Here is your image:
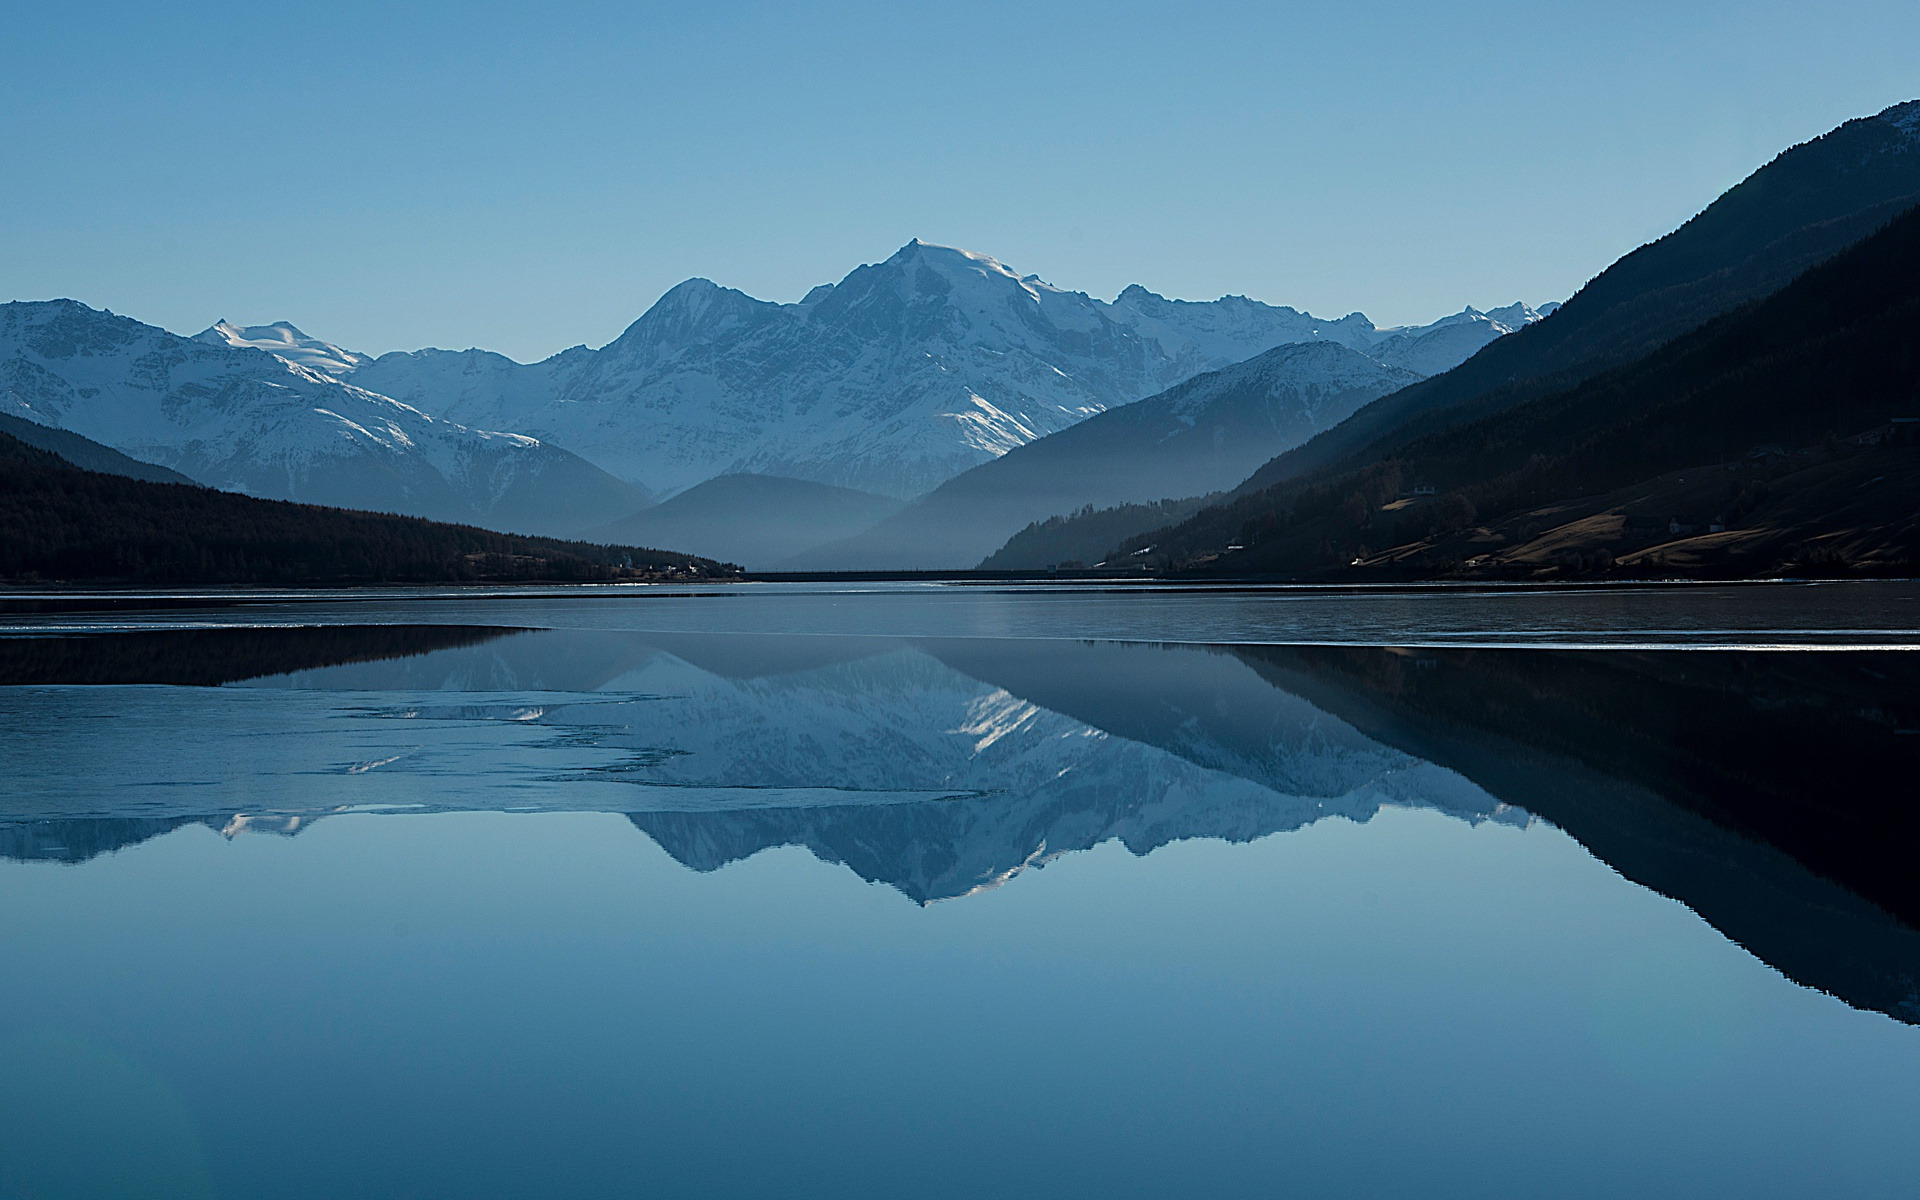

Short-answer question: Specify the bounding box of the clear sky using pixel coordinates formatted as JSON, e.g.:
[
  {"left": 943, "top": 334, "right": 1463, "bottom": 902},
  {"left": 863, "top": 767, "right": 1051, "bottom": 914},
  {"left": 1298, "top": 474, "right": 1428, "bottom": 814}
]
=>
[{"left": 3, "top": 1, "right": 1916, "bottom": 362}]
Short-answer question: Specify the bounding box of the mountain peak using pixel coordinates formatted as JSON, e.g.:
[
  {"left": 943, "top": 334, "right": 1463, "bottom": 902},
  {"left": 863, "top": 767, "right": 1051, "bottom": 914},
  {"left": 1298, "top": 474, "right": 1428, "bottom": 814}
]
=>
[
  {"left": 888, "top": 238, "right": 1009, "bottom": 269},
  {"left": 335, "top": 241, "right": 1540, "bottom": 499},
  {"left": 860, "top": 240, "right": 1068, "bottom": 308},
  {"left": 650, "top": 277, "right": 726, "bottom": 307},
  {"left": 193, "top": 319, "right": 369, "bottom": 375},
  {"left": 612, "top": 277, "right": 777, "bottom": 354}
]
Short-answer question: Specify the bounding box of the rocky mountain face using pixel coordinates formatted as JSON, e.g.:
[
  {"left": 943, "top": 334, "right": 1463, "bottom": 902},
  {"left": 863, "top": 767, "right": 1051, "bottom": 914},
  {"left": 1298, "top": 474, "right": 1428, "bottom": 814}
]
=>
[
  {"left": 0, "top": 300, "right": 648, "bottom": 535},
  {"left": 344, "top": 241, "right": 1546, "bottom": 498},
  {"left": 988, "top": 99, "right": 1920, "bottom": 576}
]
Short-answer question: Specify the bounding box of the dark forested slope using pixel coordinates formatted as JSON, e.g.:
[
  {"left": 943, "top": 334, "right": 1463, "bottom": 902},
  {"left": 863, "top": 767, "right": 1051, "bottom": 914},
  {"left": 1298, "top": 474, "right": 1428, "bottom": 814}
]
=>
[
  {"left": 0, "top": 431, "right": 735, "bottom": 585},
  {"left": 1132, "top": 200, "right": 1920, "bottom": 578},
  {"left": 1235, "top": 98, "right": 1920, "bottom": 495}
]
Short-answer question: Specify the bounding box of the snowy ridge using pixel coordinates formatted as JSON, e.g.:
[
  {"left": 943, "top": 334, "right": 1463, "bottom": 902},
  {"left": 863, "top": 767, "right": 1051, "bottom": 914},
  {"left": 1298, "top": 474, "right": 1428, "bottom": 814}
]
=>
[
  {"left": 1102, "top": 284, "right": 1380, "bottom": 373},
  {"left": 0, "top": 300, "right": 646, "bottom": 535},
  {"left": 195, "top": 319, "right": 373, "bottom": 376},
  {"left": 345, "top": 240, "right": 1550, "bottom": 498},
  {"left": 1159, "top": 339, "right": 1423, "bottom": 429}
]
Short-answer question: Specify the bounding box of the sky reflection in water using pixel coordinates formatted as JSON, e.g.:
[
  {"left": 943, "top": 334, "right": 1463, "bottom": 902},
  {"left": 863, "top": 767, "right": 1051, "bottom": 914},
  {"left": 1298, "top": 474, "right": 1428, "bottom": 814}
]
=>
[{"left": 1, "top": 588, "right": 1918, "bottom": 1199}]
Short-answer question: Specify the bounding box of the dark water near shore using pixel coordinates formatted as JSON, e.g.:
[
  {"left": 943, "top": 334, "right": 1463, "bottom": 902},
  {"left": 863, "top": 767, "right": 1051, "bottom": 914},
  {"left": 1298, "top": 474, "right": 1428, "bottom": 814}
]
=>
[{"left": 2, "top": 583, "right": 1918, "bottom": 1199}]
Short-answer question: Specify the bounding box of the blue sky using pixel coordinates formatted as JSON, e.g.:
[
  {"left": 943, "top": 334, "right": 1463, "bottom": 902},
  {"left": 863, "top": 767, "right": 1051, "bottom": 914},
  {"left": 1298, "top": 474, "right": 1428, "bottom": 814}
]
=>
[{"left": 3, "top": 1, "right": 1916, "bottom": 361}]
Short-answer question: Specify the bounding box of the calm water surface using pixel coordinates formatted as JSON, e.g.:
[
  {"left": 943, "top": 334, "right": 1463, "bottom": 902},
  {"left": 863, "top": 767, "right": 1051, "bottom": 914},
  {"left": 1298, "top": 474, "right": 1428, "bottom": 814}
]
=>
[{"left": 2, "top": 583, "right": 1917, "bottom": 1199}]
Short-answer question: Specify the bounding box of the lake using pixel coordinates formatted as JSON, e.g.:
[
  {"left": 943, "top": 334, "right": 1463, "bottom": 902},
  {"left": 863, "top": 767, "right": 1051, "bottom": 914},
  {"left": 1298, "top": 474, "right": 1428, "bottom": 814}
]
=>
[{"left": 2, "top": 581, "right": 1918, "bottom": 1199}]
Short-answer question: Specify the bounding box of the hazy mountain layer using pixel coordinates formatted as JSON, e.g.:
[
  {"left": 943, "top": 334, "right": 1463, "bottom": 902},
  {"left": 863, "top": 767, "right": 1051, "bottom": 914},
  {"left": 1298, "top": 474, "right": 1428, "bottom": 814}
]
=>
[
  {"left": 579, "top": 473, "right": 903, "bottom": 569},
  {"left": 790, "top": 341, "right": 1419, "bottom": 569},
  {"left": 0, "top": 426, "right": 723, "bottom": 585},
  {"left": 0, "top": 410, "right": 193, "bottom": 484}
]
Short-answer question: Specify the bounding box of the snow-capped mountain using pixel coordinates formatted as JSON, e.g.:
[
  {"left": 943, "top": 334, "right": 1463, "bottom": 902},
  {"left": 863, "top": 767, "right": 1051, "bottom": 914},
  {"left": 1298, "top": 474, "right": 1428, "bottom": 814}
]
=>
[
  {"left": 195, "top": 319, "right": 373, "bottom": 376},
  {"left": 339, "top": 241, "right": 1549, "bottom": 498},
  {"left": 0, "top": 300, "right": 648, "bottom": 535},
  {"left": 1101, "top": 284, "right": 1383, "bottom": 372},
  {"left": 788, "top": 340, "right": 1424, "bottom": 569},
  {"left": 1366, "top": 302, "right": 1553, "bottom": 376}
]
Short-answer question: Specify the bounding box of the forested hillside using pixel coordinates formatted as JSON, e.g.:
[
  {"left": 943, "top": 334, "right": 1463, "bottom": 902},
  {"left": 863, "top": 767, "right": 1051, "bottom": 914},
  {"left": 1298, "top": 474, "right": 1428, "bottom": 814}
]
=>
[
  {"left": 0, "top": 432, "right": 735, "bottom": 586},
  {"left": 1126, "top": 202, "right": 1920, "bottom": 579},
  {"left": 1232, "top": 99, "right": 1920, "bottom": 496}
]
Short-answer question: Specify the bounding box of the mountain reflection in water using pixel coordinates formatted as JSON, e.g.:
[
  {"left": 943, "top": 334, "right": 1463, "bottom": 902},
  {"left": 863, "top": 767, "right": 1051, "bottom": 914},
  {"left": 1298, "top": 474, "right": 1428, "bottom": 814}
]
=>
[{"left": 2, "top": 624, "right": 1916, "bottom": 1024}]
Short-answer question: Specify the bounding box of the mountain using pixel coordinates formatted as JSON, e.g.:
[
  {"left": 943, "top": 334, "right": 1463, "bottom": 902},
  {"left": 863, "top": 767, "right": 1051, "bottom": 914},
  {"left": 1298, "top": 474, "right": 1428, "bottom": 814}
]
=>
[
  {"left": 1133, "top": 195, "right": 1920, "bottom": 578},
  {"left": 786, "top": 341, "right": 1421, "bottom": 569},
  {"left": 0, "top": 425, "right": 730, "bottom": 585},
  {"left": 1364, "top": 303, "right": 1554, "bottom": 375},
  {"left": 0, "top": 410, "right": 194, "bottom": 484},
  {"left": 346, "top": 241, "right": 1543, "bottom": 497},
  {"left": 1231, "top": 98, "right": 1920, "bottom": 498},
  {"left": 578, "top": 473, "right": 902, "bottom": 569},
  {"left": 0, "top": 300, "right": 649, "bottom": 536},
  {"left": 195, "top": 319, "right": 373, "bottom": 375},
  {"left": 1038, "top": 98, "right": 1920, "bottom": 574}
]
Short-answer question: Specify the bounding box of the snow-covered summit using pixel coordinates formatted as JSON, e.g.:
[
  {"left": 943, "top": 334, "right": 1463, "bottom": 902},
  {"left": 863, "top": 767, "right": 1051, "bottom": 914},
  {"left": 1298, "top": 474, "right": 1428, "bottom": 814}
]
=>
[
  {"left": 194, "top": 319, "right": 372, "bottom": 376},
  {"left": 3, "top": 300, "right": 645, "bottom": 534},
  {"left": 348, "top": 240, "right": 1547, "bottom": 498},
  {"left": 1362, "top": 301, "right": 1553, "bottom": 376}
]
